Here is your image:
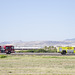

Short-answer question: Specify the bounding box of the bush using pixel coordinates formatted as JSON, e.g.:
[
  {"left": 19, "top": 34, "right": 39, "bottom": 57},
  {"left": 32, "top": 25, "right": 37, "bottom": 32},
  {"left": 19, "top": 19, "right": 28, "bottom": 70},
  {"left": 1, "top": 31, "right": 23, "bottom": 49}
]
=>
[
  {"left": 34, "top": 49, "right": 47, "bottom": 53},
  {"left": 0, "top": 55, "right": 7, "bottom": 58},
  {"left": 47, "top": 49, "right": 57, "bottom": 53}
]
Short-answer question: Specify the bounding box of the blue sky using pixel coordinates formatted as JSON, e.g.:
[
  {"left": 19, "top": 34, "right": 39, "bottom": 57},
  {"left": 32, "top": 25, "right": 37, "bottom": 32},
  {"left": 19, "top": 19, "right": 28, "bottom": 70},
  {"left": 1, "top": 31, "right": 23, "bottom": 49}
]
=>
[{"left": 0, "top": 0, "right": 75, "bottom": 42}]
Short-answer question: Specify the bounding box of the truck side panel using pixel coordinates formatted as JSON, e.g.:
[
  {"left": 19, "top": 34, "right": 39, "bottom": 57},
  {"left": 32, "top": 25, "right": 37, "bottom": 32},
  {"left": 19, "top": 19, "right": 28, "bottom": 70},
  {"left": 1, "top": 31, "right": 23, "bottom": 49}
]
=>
[{"left": 57, "top": 47, "right": 75, "bottom": 53}]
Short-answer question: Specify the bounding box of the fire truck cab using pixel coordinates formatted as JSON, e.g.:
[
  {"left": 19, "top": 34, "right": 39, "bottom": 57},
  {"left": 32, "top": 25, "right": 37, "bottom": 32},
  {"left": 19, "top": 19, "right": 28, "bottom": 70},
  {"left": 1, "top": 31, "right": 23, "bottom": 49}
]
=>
[{"left": 0, "top": 45, "right": 15, "bottom": 54}]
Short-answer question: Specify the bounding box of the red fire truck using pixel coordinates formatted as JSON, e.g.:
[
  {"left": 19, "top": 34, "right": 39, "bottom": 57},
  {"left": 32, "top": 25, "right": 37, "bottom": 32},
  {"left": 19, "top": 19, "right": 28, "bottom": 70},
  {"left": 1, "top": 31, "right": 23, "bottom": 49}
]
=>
[
  {"left": 0, "top": 46, "right": 1, "bottom": 52},
  {"left": 0, "top": 45, "right": 15, "bottom": 54}
]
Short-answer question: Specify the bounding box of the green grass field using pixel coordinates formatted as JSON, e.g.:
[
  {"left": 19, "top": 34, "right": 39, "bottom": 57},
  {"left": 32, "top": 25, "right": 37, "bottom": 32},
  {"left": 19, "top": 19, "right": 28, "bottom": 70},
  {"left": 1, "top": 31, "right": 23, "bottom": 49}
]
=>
[{"left": 0, "top": 55, "right": 75, "bottom": 75}]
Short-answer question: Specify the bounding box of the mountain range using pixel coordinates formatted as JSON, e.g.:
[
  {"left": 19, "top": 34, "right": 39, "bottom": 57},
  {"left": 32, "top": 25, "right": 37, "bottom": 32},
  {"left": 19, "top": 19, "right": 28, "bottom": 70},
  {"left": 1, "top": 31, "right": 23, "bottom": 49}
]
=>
[{"left": 0, "top": 38, "right": 75, "bottom": 47}]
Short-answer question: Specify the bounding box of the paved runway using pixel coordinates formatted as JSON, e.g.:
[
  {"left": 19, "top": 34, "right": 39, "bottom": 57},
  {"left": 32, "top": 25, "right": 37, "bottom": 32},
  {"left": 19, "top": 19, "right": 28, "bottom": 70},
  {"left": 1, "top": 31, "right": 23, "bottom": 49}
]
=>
[
  {"left": 0, "top": 53, "right": 75, "bottom": 56},
  {"left": 12, "top": 53, "right": 61, "bottom": 56}
]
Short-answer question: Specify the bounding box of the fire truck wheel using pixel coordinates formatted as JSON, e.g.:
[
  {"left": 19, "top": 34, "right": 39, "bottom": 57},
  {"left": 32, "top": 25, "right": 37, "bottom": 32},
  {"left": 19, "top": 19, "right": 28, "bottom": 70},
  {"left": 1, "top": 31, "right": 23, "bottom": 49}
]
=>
[
  {"left": 61, "top": 50, "right": 66, "bottom": 55},
  {"left": 6, "top": 51, "right": 11, "bottom": 54}
]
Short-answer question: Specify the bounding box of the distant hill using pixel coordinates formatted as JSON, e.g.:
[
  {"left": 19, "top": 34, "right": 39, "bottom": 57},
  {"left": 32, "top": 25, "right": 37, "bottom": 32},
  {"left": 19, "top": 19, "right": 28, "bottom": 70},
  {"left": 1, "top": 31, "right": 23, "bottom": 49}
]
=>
[
  {"left": 0, "top": 41, "right": 11, "bottom": 45},
  {"left": 0, "top": 39, "right": 75, "bottom": 47},
  {"left": 65, "top": 38, "right": 75, "bottom": 41}
]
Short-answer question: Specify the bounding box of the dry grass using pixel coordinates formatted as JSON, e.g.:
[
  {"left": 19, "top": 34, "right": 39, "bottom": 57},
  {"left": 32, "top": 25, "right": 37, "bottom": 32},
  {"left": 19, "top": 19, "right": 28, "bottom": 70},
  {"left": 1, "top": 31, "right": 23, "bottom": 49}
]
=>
[{"left": 0, "top": 55, "right": 75, "bottom": 75}]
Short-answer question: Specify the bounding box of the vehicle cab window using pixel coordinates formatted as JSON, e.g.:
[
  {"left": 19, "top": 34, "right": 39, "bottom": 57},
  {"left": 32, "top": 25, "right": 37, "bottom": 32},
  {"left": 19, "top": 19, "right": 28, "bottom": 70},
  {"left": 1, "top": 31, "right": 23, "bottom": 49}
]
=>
[{"left": 11, "top": 46, "right": 14, "bottom": 49}]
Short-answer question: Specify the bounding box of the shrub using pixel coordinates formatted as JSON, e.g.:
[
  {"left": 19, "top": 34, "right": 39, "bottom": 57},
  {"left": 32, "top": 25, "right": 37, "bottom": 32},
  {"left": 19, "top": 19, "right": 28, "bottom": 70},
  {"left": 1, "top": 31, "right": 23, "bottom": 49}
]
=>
[
  {"left": 0, "top": 55, "right": 7, "bottom": 58},
  {"left": 34, "top": 49, "right": 47, "bottom": 53}
]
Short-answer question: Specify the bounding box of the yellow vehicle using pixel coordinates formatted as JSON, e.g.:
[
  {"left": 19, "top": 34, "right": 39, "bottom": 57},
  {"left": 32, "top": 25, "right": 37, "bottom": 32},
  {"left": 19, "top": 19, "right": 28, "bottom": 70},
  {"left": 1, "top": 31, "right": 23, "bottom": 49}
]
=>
[{"left": 57, "top": 47, "right": 75, "bottom": 55}]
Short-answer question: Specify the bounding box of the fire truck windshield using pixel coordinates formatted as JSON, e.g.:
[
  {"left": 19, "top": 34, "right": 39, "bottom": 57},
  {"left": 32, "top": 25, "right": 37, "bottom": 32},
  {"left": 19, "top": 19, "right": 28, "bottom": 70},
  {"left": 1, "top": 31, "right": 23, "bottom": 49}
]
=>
[
  {"left": 6, "top": 47, "right": 10, "bottom": 49},
  {"left": 6, "top": 46, "right": 14, "bottom": 49}
]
